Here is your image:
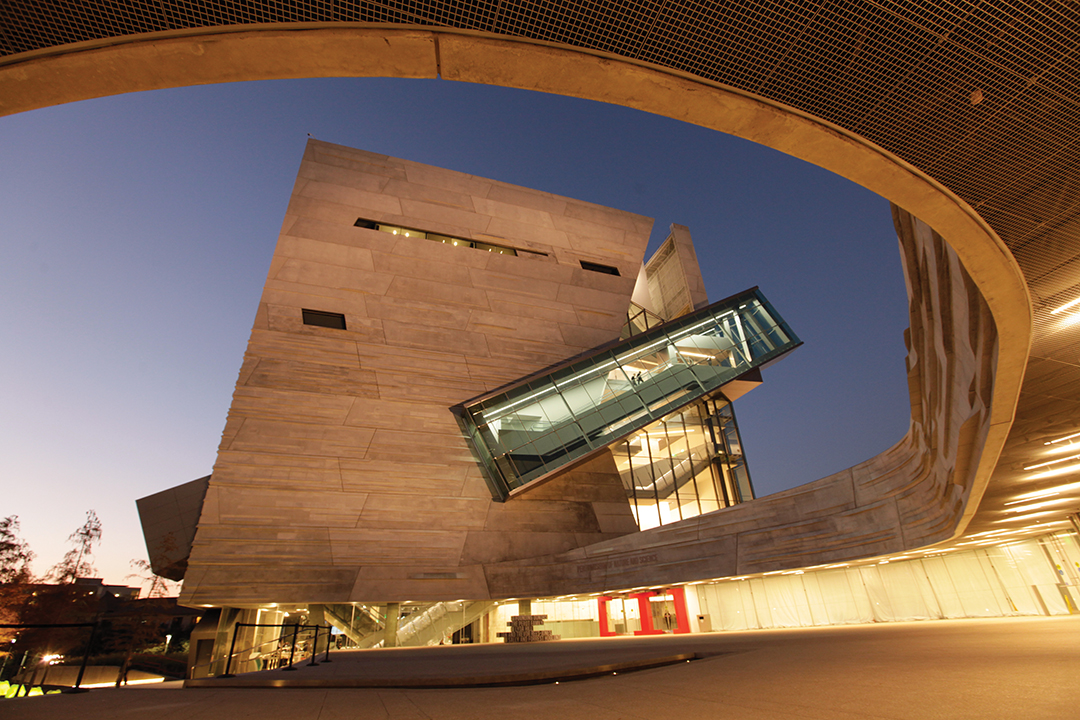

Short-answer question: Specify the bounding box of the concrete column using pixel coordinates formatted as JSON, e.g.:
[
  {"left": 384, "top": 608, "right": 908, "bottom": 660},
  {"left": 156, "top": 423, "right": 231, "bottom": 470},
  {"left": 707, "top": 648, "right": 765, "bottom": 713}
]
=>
[
  {"left": 383, "top": 602, "right": 400, "bottom": 647},
  {"left": 307, "top": 604, "right": 326, "bottom": 626}
]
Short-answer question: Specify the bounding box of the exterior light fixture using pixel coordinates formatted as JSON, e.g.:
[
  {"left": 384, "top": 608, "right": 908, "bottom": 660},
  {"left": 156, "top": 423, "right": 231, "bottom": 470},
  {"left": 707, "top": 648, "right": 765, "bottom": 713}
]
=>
[
  {"left": 1024, "top": 453, "right": 1080, "bottom": 470},
  {"left": 1003, "top": 498, "right": 1077, "bottom": 513},
  {"left": 1050, "top": 298, "right": 1080, "bottom": 315},
  {"left": 1045, "top": 431, "right": 1080, "bottom": 445},
  {"left": 1040, "top": 442, "right": 1080, "bottom": 456},
  {"left": 1012, "top": 481, "right": 1080, "bottom": 502},
  {"left": 1027, "top": 462, "right": 1080, "bottom": 481},
  {"left": 1058, "top": 313, "right": 1080, "bottom": 328},
  {"left": 993, "top": 511, "right": 1059, "bottom": 523}
]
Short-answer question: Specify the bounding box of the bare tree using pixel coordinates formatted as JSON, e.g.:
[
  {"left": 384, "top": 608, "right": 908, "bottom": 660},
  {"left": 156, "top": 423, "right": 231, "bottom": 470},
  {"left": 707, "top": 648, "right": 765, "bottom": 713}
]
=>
[
  {"left": 0, "top": 516, "right": 34, "bottom": 584},
  {"left": 0, "top": 516, "right": 35, "bottom": 642},
  {"left": 48, "top": 510, "right": 102, "bottom": 583},
  {"left": 126, "top": 559, "right": 179, "bottom": 599}
]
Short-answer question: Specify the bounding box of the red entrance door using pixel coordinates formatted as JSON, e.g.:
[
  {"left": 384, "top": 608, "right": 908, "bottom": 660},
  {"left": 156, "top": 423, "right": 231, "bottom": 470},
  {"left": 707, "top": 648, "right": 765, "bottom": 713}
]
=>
[{"left": 597, "top": 587, "right": 690, "bottom": 636}]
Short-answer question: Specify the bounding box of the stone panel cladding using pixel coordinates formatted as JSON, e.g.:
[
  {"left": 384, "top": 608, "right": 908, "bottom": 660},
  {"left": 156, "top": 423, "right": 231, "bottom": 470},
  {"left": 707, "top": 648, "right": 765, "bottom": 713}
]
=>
[
  {"left": 137, "top": 475, "right": 210, "bottom": 581},
  {"left": 481, "top": 205, "right": 1000, "bottom": 597},
  {"left": 181, "top": 141, "right": 648, "bottom": 606},
  {"left": 644, "top": 224, "right": 709, "bottom": 319}
]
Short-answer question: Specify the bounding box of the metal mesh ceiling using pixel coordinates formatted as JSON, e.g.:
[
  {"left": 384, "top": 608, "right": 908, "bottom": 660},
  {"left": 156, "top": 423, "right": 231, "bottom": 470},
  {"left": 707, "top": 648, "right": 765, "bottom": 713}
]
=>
[
  {"left": 3, "top": 1, "right": 1080, "bottom": 531},
  {"left": 3, "top": 3, "right": 1077, "bottom": 334}
]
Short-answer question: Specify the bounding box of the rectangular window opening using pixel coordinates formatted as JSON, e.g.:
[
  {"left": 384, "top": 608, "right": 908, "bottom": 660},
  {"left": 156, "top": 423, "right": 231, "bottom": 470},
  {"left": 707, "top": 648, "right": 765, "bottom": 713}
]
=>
[
  {"left": 302, "top": 309, "right": 347, "bottom": 330},
  {"left": 580, "top": 260, "right": 621, "bottom": 276},
  {"left": 355, "top": 217, "right": 548, "bottom": 258}
]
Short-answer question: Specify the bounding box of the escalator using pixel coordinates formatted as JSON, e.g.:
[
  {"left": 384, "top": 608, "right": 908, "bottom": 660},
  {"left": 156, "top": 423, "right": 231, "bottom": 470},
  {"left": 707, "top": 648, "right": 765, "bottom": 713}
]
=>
[{"left": 454, "top": 287, "right": 800, "bottom": 499}]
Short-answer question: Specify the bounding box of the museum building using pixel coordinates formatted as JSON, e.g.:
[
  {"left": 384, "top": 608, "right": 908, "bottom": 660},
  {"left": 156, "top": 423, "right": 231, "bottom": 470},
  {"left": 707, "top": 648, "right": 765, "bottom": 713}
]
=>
[{"left": 138, "top": 140, "right": 1080, "bottom": 675}]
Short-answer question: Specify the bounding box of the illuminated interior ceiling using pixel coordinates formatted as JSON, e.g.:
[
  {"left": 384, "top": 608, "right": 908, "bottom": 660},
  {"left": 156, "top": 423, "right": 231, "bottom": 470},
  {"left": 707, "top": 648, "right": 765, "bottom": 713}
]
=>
[{"left": 2, "top": 2, "right": 1079, "bottom": 546}]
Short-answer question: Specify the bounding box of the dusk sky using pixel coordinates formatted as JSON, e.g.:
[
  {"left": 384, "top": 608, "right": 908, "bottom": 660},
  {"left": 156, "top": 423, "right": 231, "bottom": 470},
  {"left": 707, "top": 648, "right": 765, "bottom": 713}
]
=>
[{"left": 0, "top": 77, "right": 909, "bottom": 588}]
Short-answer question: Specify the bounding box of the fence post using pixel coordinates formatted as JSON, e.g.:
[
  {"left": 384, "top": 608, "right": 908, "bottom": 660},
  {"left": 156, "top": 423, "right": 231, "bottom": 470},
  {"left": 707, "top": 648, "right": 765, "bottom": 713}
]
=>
[
  {"left": 74, "top": 621, "right": 98, "bottom": 691},
  {"left": 323, "top": 625, "right": 332, "bottom": 663},
  {"left": 282, "top": 623, "right": 300, "bottom": 671},
  {"left": 219, "top": 622, "right": 243, "bottom": 678},
  {"left": 307, "top": 626, "right": 319, "bottom": 667}
]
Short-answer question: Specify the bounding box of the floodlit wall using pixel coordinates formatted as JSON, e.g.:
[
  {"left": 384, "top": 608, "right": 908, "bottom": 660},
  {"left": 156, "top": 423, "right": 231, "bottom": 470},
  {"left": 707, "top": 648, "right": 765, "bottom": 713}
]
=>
[
  {"left": 502, "top": 530, "right": 1080, "bottom": 639},
  {"left": 478, "top": 530, "right": 1080, "bottom": 641},
  {"left": 181, "top": 140, "right": 650, "bottom": 607},
  {"left": 693, "top": 532, "right": 1080, "bottom": 629}
]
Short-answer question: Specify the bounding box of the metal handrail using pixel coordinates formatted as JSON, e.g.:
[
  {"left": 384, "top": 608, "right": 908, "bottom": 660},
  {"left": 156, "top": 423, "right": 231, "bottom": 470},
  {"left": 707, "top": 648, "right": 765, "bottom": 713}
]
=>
[{"left": 217, "top": 623, "right": 331, "bottom": 678}]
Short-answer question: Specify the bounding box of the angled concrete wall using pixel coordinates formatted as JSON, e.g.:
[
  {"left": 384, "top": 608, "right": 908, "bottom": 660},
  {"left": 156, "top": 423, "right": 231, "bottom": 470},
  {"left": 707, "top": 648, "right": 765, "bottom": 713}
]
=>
[
  {"left": 137, "top": 475, "right": 210, "bottom": 581},
  {"left": 644, "top": 224, "right": 709, "bottom": 319},
  {"left": 181, "top": 141, "right": 648, "bottom": 606}
]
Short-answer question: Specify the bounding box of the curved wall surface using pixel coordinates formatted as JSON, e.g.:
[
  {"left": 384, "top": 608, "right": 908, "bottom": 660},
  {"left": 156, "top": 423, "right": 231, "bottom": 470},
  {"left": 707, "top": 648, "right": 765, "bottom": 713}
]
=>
[
  {"left": 4, "top": 4, "right": 1077, "bottom": 600},
  {"left": 484, "top": 205, "right": 998, "bottom": 597}
]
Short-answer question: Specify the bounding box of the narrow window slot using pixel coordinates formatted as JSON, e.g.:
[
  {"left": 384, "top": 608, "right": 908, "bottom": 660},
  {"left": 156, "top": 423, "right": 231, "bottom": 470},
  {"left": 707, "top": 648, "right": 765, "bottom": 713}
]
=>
[
  {"left": 580, "top": 260, "right": 620, "bottom": 276},
  {"left": 302, "top": 309, "right": 347, "bottom": 330}
]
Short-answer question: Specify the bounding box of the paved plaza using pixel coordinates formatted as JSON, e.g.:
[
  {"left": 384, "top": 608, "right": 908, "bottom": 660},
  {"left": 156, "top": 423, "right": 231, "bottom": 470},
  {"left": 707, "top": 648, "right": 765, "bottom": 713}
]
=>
[{"left": 3, "top": 615, "right": 1078, "bottom": 719}]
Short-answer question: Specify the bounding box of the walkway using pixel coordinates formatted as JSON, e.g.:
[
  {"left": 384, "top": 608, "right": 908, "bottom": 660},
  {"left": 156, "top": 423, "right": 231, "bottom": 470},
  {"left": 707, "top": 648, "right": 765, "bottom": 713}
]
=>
[{"left": 3, "top": 616, "right": 1077, "bottom": 719}]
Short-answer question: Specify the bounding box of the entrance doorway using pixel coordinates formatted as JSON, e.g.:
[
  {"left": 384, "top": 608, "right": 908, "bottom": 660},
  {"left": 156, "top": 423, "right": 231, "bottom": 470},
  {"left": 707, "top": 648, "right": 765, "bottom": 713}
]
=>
[{"left": 598, "top": 587, "right": 690, "bottom": 636}]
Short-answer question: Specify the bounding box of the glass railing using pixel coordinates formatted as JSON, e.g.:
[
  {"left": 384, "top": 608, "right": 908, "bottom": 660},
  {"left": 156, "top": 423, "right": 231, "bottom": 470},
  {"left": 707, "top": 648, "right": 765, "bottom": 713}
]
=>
[
  {"left": 621, "top": 301, "right": 666, "bottom": 340},
  {"left": 453, "top": 287, "right": 800, "bottom": 500}
]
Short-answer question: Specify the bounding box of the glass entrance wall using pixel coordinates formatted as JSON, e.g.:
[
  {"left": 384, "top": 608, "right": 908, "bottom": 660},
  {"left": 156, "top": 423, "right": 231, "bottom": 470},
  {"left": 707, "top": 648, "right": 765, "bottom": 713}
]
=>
[
  {"left": 613, "top": 395, "right": 754, "bottom": 531},
  {"left": 600, "top": 596, "right": 641, "bottom": 635},
  {"left": 454, "top": 288, "right": 799, "bottom": 500}
]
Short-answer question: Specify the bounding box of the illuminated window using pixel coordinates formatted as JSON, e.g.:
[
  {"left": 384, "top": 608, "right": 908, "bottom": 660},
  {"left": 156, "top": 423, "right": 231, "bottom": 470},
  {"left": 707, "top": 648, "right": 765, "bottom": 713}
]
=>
[
  {"left": 613, "top": 396, "right": 754, "bottom": 531},
  {"left": 354, "top": 217, "right": 545, "bottom": 258}
]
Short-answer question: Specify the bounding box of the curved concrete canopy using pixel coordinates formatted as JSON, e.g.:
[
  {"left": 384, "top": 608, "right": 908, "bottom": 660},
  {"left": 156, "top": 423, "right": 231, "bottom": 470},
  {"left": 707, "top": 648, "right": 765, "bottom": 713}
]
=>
[{"left": 1, "top": 16, "right": 1062, "bottom": 572}]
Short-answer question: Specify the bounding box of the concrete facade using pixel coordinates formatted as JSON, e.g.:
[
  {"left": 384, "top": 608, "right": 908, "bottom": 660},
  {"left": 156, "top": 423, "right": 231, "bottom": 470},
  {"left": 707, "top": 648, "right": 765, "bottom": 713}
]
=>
[
  {"left": 137, "top": 475, "right": 210, "bottom": 582},
  {"left": 176, "top": 139, "right": 1000, "bottom": 612},
  {"left": 181, "top": 141, "right": 664, "bottom": 606}
]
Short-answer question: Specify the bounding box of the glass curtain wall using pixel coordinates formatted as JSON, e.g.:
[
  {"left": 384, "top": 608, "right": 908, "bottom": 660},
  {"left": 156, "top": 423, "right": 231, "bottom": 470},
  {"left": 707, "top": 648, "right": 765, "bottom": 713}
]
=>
[
  {"left": 693, "top": 530, "right": 1080, "bottom": 630},
  {"left": 455, "top": 288, "right": 800, "bottom": 499},
  {"left": 473, "top": 530, "right": 1080, "bottom": 642},
  {"left": 613, "top": 395, "right": 754, "bottom": 531}
]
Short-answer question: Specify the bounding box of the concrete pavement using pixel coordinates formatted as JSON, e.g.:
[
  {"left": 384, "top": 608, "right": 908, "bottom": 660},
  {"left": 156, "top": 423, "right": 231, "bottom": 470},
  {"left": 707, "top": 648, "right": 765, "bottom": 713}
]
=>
[{"left": 2, "top": 616, "right": 1077, "bottom": 719}]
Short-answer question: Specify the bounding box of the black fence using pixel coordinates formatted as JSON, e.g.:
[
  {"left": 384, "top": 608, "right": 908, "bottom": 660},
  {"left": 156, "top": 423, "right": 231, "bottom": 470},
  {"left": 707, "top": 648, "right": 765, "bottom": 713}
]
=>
[
  {"left": 1, "top": 614, "right": 190, "bottom": 698},
  {"left": 0, "top": 622, "right": 96, "bottom": 695}
]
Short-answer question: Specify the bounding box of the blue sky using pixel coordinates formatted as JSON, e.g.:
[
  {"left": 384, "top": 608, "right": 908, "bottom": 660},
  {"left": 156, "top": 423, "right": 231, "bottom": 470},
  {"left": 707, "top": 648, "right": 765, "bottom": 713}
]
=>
[{"left": 0, "top": 77, "right": 909, "bottom": 586}]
